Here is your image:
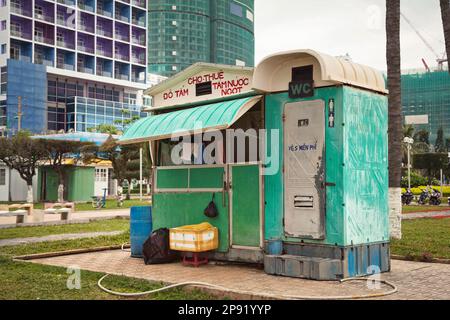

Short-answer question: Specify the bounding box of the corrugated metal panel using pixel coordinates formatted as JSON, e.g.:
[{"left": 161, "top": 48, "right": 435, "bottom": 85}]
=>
[{"left": 119, "top": 96, "right": 262, "bottom": 144}]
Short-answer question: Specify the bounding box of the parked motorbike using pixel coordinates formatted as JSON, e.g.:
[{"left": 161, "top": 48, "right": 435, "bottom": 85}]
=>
[
  {"left": 401, "top": 189, "right": 414, "bottom": 205},
  {"left": 429, "top": 190, "right": 442, "bottom": 206},
  {"left": 418, "top": 190, "right": 429, "bottom": 205}
]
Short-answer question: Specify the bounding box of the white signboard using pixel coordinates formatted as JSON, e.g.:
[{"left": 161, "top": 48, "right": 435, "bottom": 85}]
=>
[
  {"left": 152, "top": 68, "right": 253, "bottom": 108},
  {"left": 405, "top": 115, "right": 429, "bottom": 125}
]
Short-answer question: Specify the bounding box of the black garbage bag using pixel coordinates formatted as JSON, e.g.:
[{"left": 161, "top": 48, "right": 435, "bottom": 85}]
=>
[
  {"left": 204, "top": 193, "right": 219, "bottom": 218},
  {"left": 143, "top": 228, "right": 179, "bottom": 265}
]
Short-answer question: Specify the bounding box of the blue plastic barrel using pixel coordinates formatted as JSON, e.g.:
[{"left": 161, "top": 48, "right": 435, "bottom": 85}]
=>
[{"left": 130, "top": 206, "right": 153, "bottom": 258}]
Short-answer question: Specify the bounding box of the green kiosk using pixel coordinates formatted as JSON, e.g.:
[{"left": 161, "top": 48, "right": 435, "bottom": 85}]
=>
[{"left": 120, "top": 49, "right": 390, "bottom": 280}]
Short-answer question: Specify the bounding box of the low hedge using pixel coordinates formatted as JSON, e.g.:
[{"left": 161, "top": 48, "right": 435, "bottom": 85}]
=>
[{"left": 401, "top": 186, "right": 450, "bottom": 196}]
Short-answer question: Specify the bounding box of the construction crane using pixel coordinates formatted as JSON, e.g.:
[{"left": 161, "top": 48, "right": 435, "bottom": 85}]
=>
[{"left": 401, "top": 12, "right": 448, "bottom": 70}]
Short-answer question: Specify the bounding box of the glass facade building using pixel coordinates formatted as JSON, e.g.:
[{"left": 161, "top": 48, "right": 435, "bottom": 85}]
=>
[
  {"left": 211, "top": 0, "right": 254, "bottom": 67},
  {"left": 67, "top": 96, "right": 147, "bottom": 133},
  {"left": 0, "top": 0, "right": 148, "bottom": 135},
  {"left": 148, "top": 0, "right": 255, "bottom": 77},
  {"left": 5, "top": 59, "right": 48, "bottom": 133},
  {"left": 402, "top": 68, "right": 450, "bottom": 143}
]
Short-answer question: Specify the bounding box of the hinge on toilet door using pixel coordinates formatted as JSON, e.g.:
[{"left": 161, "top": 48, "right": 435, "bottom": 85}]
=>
[{"left": 282, "top": 113, "right": 286, "bottom": 122}]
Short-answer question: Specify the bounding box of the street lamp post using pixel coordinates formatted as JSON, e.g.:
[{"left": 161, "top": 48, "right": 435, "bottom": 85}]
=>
[{"left": 404, "top": 137, "right": 415, "bottom": 190}]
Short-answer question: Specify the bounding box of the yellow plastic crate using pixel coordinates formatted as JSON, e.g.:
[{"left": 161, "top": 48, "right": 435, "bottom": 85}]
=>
[{"left": 170, "top": 223, "right": 219, "bottom": 253}]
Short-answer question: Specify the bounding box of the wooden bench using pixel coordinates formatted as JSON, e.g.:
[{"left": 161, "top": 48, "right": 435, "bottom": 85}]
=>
[{"left": 0, "top": 210, "right": 28, "bottom": 224}]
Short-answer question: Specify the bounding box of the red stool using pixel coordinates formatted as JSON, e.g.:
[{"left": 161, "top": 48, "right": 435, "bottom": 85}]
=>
[{"left": 182, "top": 252, "right": 209, "bottom": 268}]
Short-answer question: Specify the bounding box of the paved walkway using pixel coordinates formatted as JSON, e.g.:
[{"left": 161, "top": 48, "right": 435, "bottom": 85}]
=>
[
  {"left": 27, "top": 250, "right": 450, "bottom": 300},
  {"left": 0, "top": 231, "right": 124, "bottom": 247},
  {"left": 0, "top": 209, "right": 130, "bottom": 228}
]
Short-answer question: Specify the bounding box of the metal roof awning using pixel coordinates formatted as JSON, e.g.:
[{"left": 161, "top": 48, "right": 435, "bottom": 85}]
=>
[{"left": 119, "top": 95, "right": 262, "bottom": 145}]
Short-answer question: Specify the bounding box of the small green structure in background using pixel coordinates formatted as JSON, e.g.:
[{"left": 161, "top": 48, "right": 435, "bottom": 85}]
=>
[{"left": 37, "top": 166, "right": 95, "bottom": 203}]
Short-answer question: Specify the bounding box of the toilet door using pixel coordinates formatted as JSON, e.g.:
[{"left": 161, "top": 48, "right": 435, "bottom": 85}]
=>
[{"left": 284, "top": 100, "right": 326, "bottom": 240}]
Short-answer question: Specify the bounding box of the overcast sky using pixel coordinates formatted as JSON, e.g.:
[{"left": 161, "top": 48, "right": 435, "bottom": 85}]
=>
[{"left": 254, "top": 0, "right": 446, "bottom": 71}]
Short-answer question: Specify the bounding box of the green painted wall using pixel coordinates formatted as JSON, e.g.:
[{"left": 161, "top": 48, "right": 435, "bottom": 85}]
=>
[
  {"left": 156, "top": 167, "right": 224, "bottom": 190},
  {"left": 38, "top": 168, "right": 59, "bottom": 202},
  {"left": 264, "top": 86, "right": 388, "bottom": 247},
  {"left": 154, "top": 166, "right": 229, "bottom": 252},
  {"left": 66, "top": 167, "right": 95, "bottom": 202},
  {"left": 38, "top": 166, "right": 95, "bottom": 202},
  {"left": 156, "top": 168, "right": 189, "bottom": 189},
  {"left": 190, "top": 168, "right": 224, "bottom": 189},
  {"left": 231, "top": 165, "right": 260, "bottom": 247},
  {"left": 153, "top": 192, "right": 230, "bottom": 253},
  {"left": 153, "top": 165, "right": 261, "bottom": 252}
]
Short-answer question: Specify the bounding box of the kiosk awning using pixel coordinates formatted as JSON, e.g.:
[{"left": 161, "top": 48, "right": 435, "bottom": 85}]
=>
[{"left": 119, "top": 95, "right": 262, "bottom": 145}]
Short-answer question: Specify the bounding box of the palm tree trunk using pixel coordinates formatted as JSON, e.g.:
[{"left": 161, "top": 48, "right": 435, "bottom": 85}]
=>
[
  {"left": 440, "top": 0, "right": 450, "bottom": 71},
  {"left": 386, "top": 0, "right": 403, "bottom": 239}
]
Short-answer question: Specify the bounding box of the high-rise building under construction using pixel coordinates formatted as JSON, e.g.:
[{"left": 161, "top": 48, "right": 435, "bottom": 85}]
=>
[{"left": 402, "top": 68, "right": 450, "bottom": 144}]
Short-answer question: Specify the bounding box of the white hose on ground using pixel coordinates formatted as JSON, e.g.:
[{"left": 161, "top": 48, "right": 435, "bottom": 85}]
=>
[
  {"left": 97, "top": 273, "right": 398, "bottom": 300},
  {"left": 121, "top": 243, "right": 131, "bottom": 253}
]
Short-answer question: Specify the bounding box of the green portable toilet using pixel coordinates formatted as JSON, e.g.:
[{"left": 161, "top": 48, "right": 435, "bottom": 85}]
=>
[{"left": 253, "top": 50, "right": 390, "bottom": 280}]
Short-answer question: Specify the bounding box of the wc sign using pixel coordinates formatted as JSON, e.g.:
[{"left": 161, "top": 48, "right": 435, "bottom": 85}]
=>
[{"left": 289, "top": 81, "right": 315, "bottom": 98}]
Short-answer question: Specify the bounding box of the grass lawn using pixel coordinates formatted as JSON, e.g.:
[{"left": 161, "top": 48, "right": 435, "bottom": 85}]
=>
[
  {"left": 0, "top": 218, "right": 129, "bottom": 240},
  {"left": 391, "top": 218, "right": 450, "bottom": 260},
  {"left": 0, "top": 256, "right": 215, "bottom": 300},
  {"left": 403, "top": 205, "right": 450, "bottom": 214},
  {"left": 0, "top": 232, "right": 131, "bottom": 258},
  {"left": 0, "top": 225, "right": 217, "bottom": 300}
]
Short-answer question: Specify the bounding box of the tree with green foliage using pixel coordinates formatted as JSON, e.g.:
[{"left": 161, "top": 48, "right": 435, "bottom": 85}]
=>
[
  {"left": 413, "top": 153, "right": 450, "bottom": 182},
  {"left": 402, "top": 125, "right": 429, "bottom": 164},
  {"left": 446, "top": 138, "right": 450, "bottom": 152},
  {"left": 403, "top": 125, "right": 415, "bottom": 138},
  {"left": 414, "top": 130, "right": 430, "bottom": 146},
  {"left": 39, "top": 139, "right": 94, "bottom": 203},
  {"left": 88, "top": 124, "right": 120, "bottom": 135},
  {"left": 435, "top": 127, "right": 446, "bottom": 153},
  {"left": 401, "top": 171, "right": 428, "bottom": 188},
  {"left": 0, "top": 132, "right": 47, "bottom": 203}
]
